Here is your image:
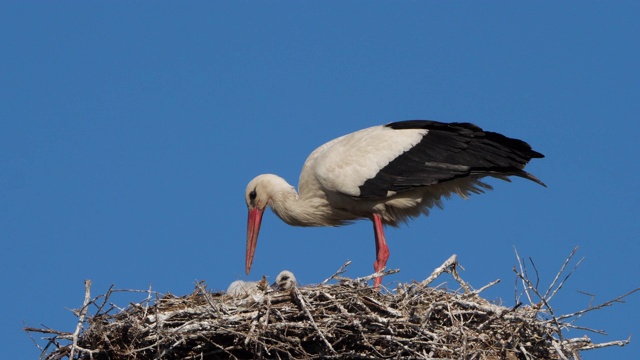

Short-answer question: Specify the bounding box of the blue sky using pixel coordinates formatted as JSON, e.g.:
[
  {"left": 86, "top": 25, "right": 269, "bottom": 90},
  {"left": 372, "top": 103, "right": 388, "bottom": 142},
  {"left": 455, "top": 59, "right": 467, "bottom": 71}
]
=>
[{"left": 2, "top": 2, "right": 639, "bottom": 359}]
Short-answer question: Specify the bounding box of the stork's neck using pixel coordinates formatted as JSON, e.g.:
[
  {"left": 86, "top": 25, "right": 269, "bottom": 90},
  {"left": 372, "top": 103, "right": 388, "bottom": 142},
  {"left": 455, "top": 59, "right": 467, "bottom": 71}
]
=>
[{"left": 266, "top": 176, "right": 330, "bottom": 227}]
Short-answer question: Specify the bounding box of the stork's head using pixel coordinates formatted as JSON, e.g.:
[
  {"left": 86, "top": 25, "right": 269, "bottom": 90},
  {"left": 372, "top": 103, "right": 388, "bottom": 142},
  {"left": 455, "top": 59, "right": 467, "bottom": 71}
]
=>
[
  {"left": 245, "top": 174, "right": 291, "bottom": 275},
  {"left": 245, "top": 176, "right": 268, "bottom": 275},
  {"left": 272, "top": 270, "right": 297, "bottom": 291}
]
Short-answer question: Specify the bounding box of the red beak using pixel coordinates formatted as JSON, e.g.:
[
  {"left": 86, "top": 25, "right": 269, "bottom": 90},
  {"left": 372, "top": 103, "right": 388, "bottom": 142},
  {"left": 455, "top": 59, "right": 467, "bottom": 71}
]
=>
[{"left": 246, "top": 207, "right": 264, "bottom": 274}]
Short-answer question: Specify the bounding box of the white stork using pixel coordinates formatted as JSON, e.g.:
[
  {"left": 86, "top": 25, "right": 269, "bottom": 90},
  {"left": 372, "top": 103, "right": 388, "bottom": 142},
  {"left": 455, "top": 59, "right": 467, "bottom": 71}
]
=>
[
  {"left": 245, "top": 120, "right": 545, "bottom": 287},
  {"left": 226, "top": 279, "right": 262, "bottom": 297},
  {"left": 227, "top": 270, "right": 297, "bottom": 296},
  {"left": 272, "top": 270, "right": 297, "bottom": 291}
]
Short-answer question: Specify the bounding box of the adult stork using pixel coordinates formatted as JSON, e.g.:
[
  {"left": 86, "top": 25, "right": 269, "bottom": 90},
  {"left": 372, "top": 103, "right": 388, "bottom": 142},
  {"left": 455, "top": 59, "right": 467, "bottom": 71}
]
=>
[{"left": 245, "top": 120, "right": 545, "bottom": 287}]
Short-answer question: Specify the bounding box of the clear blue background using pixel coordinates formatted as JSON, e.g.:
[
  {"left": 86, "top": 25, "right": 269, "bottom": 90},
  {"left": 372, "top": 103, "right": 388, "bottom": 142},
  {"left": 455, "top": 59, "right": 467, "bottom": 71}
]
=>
[{"left": 2, "top": 2, "right": 638, "bottom": 359}]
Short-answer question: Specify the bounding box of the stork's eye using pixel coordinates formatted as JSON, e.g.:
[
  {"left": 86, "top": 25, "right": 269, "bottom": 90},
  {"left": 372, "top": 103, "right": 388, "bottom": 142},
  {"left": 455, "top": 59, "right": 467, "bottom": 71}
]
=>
[
  {"left": 249, "top": 190, "right": 257, "bottom": 201},
  {"left": 281, "top": 275, "right": 289, "bottom": 281}
]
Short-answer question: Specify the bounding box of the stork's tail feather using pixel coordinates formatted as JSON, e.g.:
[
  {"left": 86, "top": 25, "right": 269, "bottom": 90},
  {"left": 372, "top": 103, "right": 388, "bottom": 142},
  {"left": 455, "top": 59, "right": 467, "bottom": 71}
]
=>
[{"left": 482, "top": 169, "right": 546, "bottom": 187}]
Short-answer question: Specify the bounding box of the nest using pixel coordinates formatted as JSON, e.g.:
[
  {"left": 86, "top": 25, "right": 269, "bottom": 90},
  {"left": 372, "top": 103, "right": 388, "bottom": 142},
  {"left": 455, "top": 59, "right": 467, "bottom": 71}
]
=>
[{"left": 26, "top": 250, "right": 636, "bottom": 359}]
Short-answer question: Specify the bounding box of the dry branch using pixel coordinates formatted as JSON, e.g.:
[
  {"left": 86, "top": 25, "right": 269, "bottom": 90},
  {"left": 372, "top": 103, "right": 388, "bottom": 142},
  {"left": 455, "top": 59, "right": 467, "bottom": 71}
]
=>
[{"left": 26, "top": 252, "right": 637, "bottom": 360}]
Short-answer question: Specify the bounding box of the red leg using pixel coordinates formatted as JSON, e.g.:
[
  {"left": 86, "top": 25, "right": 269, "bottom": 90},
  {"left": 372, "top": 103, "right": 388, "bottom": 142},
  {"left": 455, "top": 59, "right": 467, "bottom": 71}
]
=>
[{"left": 372, "top": 213, "right": 390, "bottom": 288}]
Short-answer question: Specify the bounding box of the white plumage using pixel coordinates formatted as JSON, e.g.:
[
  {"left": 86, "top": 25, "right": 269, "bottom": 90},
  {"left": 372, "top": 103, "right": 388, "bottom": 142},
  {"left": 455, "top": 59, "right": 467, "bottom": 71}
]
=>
[
  {"left": 226, "top": 280, "right": 261, "bottom": 297},
  {"left": 272, "top": 270, "right": 297, "bottom": 291},
  {"left": 309, "top": 126, "right": 427, "bottom": 197},
  {"left": 244, "top": 120, "right": 545, "bottom": 287},
  {"left": 226, "top": 270, "right": 297, "bottom": 297}
]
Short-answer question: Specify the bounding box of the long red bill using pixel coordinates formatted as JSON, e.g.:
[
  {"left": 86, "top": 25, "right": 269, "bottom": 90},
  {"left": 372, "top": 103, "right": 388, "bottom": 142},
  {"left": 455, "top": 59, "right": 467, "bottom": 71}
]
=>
[{"left": 246, "top": 207, "right": 264, "bottom": 274}]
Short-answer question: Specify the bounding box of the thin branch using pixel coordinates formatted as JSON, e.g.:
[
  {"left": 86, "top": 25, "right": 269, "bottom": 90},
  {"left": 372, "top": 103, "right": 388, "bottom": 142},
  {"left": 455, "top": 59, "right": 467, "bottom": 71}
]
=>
[
  {"left": 337, "top": 267, "right": 400, "bottom": 284},
  {"left": 321, "top": 260, "right": 352, "bottom": 285},
  {"left": 420, "top": 254, "right": 458, "bottom": 287},
  {"left": 450, "top": 261, "right": 472, "bottom": 293},
  {"left": 528, "top": 256, "right": 540, "bottom": 291},
  {"left": 292, "top": 286, "right": 337, "bottom": 355},
  {"left": 543, "top": 246, "right": 578, "bottom": 300},
  {"left": 547, "top": 256, "right": 584, "bottom": 303},
  {"left": 556, "top": 287, "right": 640, "bottom": 321},
  {"left": 514, "top": 266, "right": 564, "bottom": 341},
  {"left": 471, "top": 279, "right": 501, "bottom": 295},
  {"left": 573, "top": 336, "right": 631, "bottom": 351},
  {"left": 69, "top": 279, "right": 92, "bottom": 360},
  {"left": 513, "top": 247, "right": 534, "bottom": 305}
]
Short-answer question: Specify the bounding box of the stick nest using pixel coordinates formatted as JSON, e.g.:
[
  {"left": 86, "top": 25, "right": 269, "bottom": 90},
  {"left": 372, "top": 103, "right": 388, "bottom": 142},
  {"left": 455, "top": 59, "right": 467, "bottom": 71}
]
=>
[{"left": 26, "top": 251, "right": 636, "bottom": 359}]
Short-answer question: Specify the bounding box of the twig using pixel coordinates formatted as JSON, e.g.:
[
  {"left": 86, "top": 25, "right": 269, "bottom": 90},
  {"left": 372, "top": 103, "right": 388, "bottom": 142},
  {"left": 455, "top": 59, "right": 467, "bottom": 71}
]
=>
[
  {"left": 514, "top": 247, "right": 534, "bottom": 305},
  {"left": 321, "top": 260, "right": 352, "bottom": 285},
  {"left": 544, "top": 246, "right": 579, "bottom": 300},
  {"left": 421, "top": 254, "right": 458, "bottom": 287},
  {"left": 23, "top": 326, "right": 71, "bottom": 337},
  {"left": 337, "top": 268, "right": 400, "bottom": 284},
  {"left": 514, "top": 267, "right": 564, "bottom": 341},
  {"left": 93, "top": 284, "right": 115, "bottom": 316},
  {"left": 547, "top": 255, "right": 584, "bottom": 303},
  {"left": 557, "top": 287, "right": 640, "bottom": 321},
  {"left": 529, "top": 256, "right": 541, "bottom": 291},
  {"left": 552, "top": 340, "right": 570, "bottom": 360},
  {"left": 519, "top": 343, "right": 533, "bottom": 360},
  {"left": 471, "top": 279, "right": 501, "bottom": 295},
  {"left": 450, "top": 262, "right": 472, "bottom": 293},
  {"left": 195, "top": 280, "right": 220, "bottom": 313},
  {"left": 292, "top": 286, "right": 337, "bottom": 355},
  {"left": 573, "top": 336, "right": 631, "bottom": 351},
  {"left": 69, "top": 279, "right": 92, "bottom": 360},
  {"left": 560, "top": 323, "right": 607, "bottom": 334},
  {"left": 23, "top": 322, "right": 46, "bottom": 352}
]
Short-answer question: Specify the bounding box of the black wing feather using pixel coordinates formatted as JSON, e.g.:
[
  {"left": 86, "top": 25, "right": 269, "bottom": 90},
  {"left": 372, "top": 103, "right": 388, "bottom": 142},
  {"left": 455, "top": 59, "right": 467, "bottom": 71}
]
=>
[{"left": 358, "top": 120, "right": 545, "bottom": 199}]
